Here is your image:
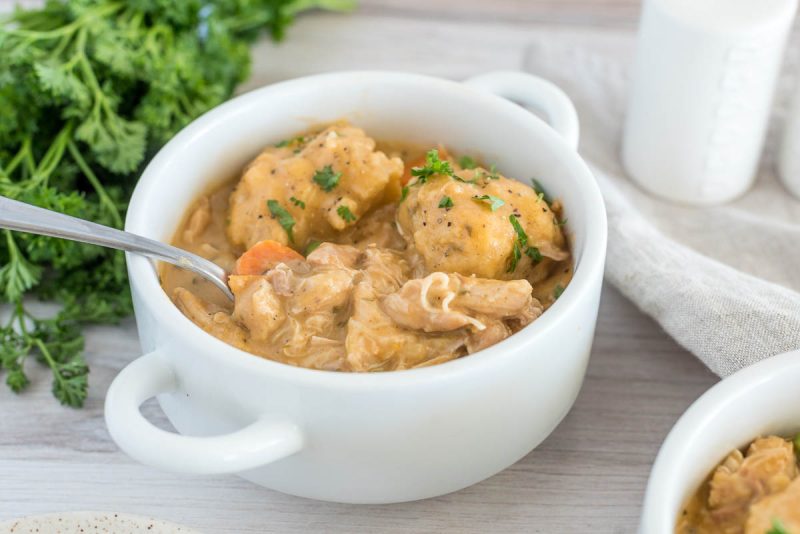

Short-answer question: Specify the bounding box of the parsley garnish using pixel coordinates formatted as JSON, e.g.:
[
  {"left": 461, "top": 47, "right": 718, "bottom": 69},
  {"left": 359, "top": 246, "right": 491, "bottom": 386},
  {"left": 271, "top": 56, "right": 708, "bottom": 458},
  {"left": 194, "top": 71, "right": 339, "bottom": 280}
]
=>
[
  {"left": 411, "top": 149, "right": 454, "bottom": 184},
  {"left": 337, "top": 205, "right": 356, "bottom": 223},
  {"left": 508, "top": 215, "right": 527, "bottom": 273},
  {"left": 766, "top": 518, "right": 790, "bottom": 534},
  {"left": 487, "top": 164, "right": 500, "bottom": 180},
  {"left": 267, "top": 200, "right": 295, "bottom": 243},
  {"left": 305, "top": 240, "right": 322, "bottom": 255},
  {"left": 554, "top": 285, "right": 565, "bottom": 300},
  {"left": 459, "top": 155, "right": 478, "bottom": 169},
  {"left": 290, "top": 196, "right": 305, "bottom": 209},
  {"left": 275, "top": 135, "right": 307, "bottom": 148},
  {"left": 313, "top": 165, "right": 342, "bottom": 192},
  {"left": 509, "top": 215, "right": 528, "bottom": 248},
  {"left": 531, "top": 178, "right": 552, "bottom": 204},
  {"left": 400, "top": 186, "right": 410, "bottom": 202},
  {"left": 556, "top": 218, "right": 568, "bottom": 227},
  {"left": 473, "top": 195, "right": 505, "bottom": 211},
  {"left": 507, "top": 215, "right": 544, "bottom": 271},
  {"left": 526, "top": 246, "right": 543, "bottom": 262},
  {"left": 438, "top": 196, "right": 454, "bottom": 209}
]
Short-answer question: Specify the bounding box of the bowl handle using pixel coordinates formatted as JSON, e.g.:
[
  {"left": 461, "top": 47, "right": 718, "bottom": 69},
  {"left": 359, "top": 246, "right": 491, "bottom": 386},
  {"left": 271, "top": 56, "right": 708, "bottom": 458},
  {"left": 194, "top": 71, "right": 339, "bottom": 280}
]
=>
[
  {"left": 104, "top": 351, "right": 304, "bottom": 475},
  {"left": 463, "top": 71, "right": 580, "bottom": 150}
]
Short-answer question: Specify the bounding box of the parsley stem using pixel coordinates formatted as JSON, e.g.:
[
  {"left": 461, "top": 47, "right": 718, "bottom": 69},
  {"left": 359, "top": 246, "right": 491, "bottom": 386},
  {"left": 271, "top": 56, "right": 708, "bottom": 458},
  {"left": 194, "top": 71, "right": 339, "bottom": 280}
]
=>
[
  {"left": 4, "top": 139, "right": 32, "bottom": 177},
  {"left": 32, "top": 338, "right": 67, "bottom": 393},
  {"left": 67, "top": 140, "right": 123, "bottom": 228}
]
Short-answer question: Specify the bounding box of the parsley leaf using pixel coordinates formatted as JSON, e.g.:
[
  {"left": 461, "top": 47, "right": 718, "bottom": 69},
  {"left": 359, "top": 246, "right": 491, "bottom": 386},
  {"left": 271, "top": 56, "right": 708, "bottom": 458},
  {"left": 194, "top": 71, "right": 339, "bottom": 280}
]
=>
[
  {"left": 313, "top": 165, "right": 342, "bottom": 192},
  {"left": 509, "top": 214, "right": 528, "bottom": 249},
  {"left": 473, "top": 194, "right": 505, "bottom": 211},
  {"left": 526, "top": 246, "right": 543, "bottom": 262},
  {"left": 438, "top": 196, "right": 454, "bottom": 209},
  {"left": 337, "top": 205, "right": 357, "bottom": 223},
  {"left": 305, "top": 240, "right": 322, "bottom": 255},
  {"left": 275, "top": 135, "right": 307, "bottom": 148},
  {"left": 459, "top": 155, "right": 478, "bottom": 169},
  {"left": 400, "top": 186, "right": 410, "bottom": 202},
  {"left": 766, "top": 518, "right": 790, "bottom": 534},
  {"left": 507, "top": 215, "right": 544, "bottom": 271},
  {"left": 267, "top": 200, "right": 295, "bottom": 243},
  {"left": 531, "top": 178, "right": 552, "bottom": 204},
  {"left": 411, "top": 149, "right": 454, "bottom": 184},
  {"left": 554, "top": 285, "right": 565, "bottom": 300},
  {"left": 290, "top": 196, "right": 305, "bottom": 209}
]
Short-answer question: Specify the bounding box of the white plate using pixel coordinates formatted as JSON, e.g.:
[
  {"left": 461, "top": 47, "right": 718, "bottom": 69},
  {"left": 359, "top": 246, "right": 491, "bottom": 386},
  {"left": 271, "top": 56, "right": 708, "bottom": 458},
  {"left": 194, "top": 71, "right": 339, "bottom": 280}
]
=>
[{"left": 0, "top": 511, "right": 199, "bottom": 534}]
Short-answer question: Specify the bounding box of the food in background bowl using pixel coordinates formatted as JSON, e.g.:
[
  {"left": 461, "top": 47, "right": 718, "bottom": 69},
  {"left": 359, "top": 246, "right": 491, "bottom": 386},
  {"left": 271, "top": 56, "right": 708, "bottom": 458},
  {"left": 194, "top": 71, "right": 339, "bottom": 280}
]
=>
[
  {"left": 161, "top": 121, "right": 572, "bottom": 371},
  {"left": 677, "top": 434, "right": 800, "bottom": 534}
]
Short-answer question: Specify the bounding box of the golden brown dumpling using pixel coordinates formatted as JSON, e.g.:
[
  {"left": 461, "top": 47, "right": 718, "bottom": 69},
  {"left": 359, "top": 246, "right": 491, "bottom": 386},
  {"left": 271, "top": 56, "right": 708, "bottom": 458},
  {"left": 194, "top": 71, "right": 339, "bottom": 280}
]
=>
[
  {"left": 396, "top": 163, "right": 568, "bottom": 280},
  {"left": 227, "top": 123, "right": 403, "bottom": 251}
]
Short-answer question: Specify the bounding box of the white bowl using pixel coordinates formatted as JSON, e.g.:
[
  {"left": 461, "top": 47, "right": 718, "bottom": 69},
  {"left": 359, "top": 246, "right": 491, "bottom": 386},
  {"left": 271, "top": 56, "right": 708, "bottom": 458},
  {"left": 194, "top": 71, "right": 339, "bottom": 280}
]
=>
[
  {"left": 640, "top": 349, "right": 800, "bottom": 533},
  {"left": 104, "top": 71, "right": 607, "bottom": 503}
]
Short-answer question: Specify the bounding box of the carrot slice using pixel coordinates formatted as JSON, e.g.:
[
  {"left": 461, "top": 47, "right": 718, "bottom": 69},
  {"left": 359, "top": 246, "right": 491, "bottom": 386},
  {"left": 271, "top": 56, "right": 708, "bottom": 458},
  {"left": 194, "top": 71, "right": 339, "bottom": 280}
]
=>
[{"left": 232, "top": 239, "right": 304, "bottom": 275}]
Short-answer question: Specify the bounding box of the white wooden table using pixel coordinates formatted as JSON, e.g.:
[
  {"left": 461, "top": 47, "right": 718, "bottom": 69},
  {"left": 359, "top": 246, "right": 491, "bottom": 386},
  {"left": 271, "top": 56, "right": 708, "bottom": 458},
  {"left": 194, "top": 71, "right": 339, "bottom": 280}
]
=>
[{"left": 0, "top": 2, "right": 719, "bottom": 532}]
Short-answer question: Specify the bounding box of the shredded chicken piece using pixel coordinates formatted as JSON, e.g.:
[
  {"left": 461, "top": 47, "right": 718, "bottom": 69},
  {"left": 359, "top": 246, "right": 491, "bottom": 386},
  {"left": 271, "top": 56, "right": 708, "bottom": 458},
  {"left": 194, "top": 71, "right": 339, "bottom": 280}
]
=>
[
  {"left": 229, "top": 276, "right": 286, "bottom": 342},
  {"left": 306, "top": 242, "right": 362, "bottom": 269},
  {"left": 745, "top": 477, "right": 800, "bottom": 533},
  {"left": 381, "top": 272, "right": 533, "bottom": 333},
  {"left": 345, "top": 247, "right": 468, "bottom": 371}
]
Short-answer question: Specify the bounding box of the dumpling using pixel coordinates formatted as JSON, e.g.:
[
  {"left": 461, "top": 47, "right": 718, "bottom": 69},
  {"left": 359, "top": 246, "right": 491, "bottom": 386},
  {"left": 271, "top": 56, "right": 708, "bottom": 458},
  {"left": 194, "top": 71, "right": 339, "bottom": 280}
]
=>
[
  {"left": 396, "top": 158, "right": 568, "bottom": 281},
  {"left": 228, "top": 123, "right": 403, "bottom": 251}
]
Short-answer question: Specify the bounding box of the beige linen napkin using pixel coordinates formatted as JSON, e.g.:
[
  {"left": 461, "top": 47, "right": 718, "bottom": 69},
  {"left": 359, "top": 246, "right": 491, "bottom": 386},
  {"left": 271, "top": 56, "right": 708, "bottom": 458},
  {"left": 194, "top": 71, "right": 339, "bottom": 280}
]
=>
[{"left": 524, "top": 29, "right": 800, "bottom": 376}]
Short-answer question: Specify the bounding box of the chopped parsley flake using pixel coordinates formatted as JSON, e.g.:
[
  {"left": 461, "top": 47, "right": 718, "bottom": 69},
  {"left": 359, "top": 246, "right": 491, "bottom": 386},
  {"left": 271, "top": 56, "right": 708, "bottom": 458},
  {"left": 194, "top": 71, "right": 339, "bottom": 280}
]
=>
[
  {"left": 507, "top": 214, "right": 545, "bottom": 271},
  {"left": 509, "top": 214, "right": 528, "bottom": 248},
  {"left": 313, "top": 165, "right": 342, "bottom": 192},
  {"left": 554, "top": 285, "right": 565, "bottom": 300},
  {"left": 305, "top": 240, "right": 322, "bottom": 255},
  {"left": 459, "top": 155, "right": 478, "bottom": 169},
  {"left": 556, "top": 218, "right": 568, "bottom": 227},
  {"left": 766, "top": 518, "right": 790, "bottom": 534},
  {"left": 267, "top": 200, "right": 295, "bottom": 243},
  {"left": 473, "top": 194, "right": 505, "bottom": 211},
  {"left": 507, "top": 215, "right": 527, "bottom": 273},
  {"left": 400, "top": 186, "right": 410, "bottom": 202},
  {"left": 531, "top": 178, "right": 552, "bottom": 204},
  {"left": 487, "top": 164, "right": 500, "bottom": 180},
  {"left": 290, "top": 196, "right": 305, "bottom": 209},
  {"left": 411, "top": 149, "right": 454, "bottom": 184},
  {"left": 337, "top": 205, "right": 356, "bottom": 223},
  {"left": 526, "top": 246, "right": 543, "bottom": 262},
  {"left": 438, "top": 196, "right": 454, "bottom": 209},
  {"left": 275, "top": 135, "right": 307, "bottom": 148}
]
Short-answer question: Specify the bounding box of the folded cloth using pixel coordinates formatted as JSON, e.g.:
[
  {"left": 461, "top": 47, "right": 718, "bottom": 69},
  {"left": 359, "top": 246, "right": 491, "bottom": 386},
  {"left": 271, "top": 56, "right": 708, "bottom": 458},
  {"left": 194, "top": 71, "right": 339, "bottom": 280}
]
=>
[{"left": 524, "top": 29, "right": 800, "bottom": 376}]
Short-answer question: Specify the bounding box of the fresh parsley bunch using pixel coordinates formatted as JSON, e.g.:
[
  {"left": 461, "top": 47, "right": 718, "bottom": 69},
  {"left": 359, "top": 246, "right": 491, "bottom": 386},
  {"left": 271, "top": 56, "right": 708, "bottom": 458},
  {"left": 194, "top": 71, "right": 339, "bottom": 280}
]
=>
[{"left": 0, "top": 0, "right": 353, "bottom": 407}]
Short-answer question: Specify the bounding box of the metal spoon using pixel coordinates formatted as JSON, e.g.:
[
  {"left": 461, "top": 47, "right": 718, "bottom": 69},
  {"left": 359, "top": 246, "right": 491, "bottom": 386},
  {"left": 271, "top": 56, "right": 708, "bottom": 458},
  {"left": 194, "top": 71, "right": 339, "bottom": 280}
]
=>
[{"left": 0, "top": 196, "right": 234, "bottom": 301}]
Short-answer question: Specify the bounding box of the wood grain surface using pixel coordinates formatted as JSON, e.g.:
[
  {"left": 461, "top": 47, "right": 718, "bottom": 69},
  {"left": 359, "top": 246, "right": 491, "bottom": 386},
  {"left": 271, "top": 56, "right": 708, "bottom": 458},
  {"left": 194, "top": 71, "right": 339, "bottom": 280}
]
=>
[{"left": 0, "top": 1, "right": 721, "bottom": 533}]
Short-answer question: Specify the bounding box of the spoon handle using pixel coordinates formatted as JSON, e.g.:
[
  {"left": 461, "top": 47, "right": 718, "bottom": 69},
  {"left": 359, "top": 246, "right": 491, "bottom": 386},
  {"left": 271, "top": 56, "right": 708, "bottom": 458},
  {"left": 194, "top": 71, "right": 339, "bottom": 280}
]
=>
[{"left": 0, "top": 196, "right": 233, "bottom": 301}]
